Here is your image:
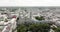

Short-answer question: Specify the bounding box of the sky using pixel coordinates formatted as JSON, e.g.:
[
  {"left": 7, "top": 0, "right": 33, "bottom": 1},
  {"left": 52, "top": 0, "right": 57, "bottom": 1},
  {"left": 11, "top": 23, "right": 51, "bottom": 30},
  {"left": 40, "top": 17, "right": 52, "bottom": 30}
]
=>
[{"left": 0, "top": 0, "right": 60, "bottom": 6}]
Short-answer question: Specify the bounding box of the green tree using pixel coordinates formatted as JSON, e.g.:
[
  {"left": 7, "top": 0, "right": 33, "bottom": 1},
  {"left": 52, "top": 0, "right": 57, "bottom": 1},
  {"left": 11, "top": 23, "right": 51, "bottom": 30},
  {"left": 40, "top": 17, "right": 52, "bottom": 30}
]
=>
[
  {"left": 28, "top": 23, "right": 50, "bottom": 32},
  {"left": 17, "top": 23, "right": 50, "bottom": 32},
  {"left": 35, "top": 16, "right": 45, "bottom": 21},
  {"left": 17, "top": 24, "right": 27, "bottom": 32},
  {"left": 53, "top": 27, "right": 60, "bottom": 32}
]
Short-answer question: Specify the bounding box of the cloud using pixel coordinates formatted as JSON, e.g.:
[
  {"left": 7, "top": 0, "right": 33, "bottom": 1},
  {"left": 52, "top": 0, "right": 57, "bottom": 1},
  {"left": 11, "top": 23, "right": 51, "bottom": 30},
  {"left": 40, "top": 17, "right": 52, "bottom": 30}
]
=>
[{"left": 0, "top": 0, "right": 60, "bottom": 6}]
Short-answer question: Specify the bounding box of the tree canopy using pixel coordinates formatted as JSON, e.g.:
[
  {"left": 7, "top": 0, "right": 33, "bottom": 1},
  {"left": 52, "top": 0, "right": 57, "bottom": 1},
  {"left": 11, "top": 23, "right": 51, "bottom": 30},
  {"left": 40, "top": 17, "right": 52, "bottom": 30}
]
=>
[
  {"left": 35, "top": 16, "right": 45, "bottom": 21},
  {"left": 17, "top": 23, "right": 50, "bottom": 32}
]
